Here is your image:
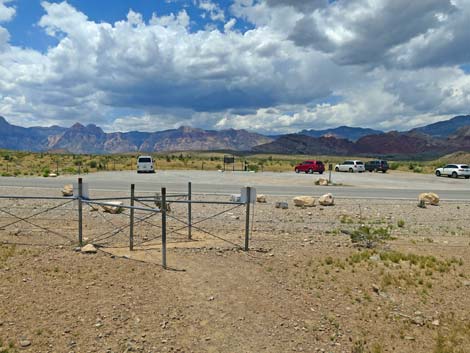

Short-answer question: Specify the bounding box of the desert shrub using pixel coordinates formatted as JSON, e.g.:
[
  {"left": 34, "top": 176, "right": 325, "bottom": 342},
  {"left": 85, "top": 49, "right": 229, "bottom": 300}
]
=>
[
  {"left": 88, "top": 160, "right": 97, "bottom": 168},
  {"left": 350, "top": 225, "right": 392, "bottom": 248},
  {"left": 389, "top": 162, "right": 400, "bottom": 170}
]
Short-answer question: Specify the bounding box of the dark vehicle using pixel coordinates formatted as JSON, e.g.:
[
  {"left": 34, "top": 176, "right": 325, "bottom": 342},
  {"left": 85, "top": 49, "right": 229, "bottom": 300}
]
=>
[
  {"left": 365, "top": 160, "right": 389, "bottom": 173},
  {"left": 294, "top": 160, "right": 325, "bottom": 174}
]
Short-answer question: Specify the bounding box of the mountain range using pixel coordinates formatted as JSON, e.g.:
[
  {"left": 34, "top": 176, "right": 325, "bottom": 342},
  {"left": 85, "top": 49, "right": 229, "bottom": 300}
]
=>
[
  {"left": 1, "top": 115, "right": 470, "bottom": 157},
  {"left": 0, "top": 117, "right": 272, "bottom": 154},
  {"left": 298, "top": 126, "right": 383, "bottom": 142}
]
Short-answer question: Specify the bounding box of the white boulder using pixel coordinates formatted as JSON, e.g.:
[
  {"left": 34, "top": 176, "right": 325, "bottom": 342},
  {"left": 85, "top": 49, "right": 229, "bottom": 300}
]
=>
[
  {"left": 293, "top": 196, "right": 316, "bottom": 207},
  {"left": 318, "top": 193, "right": 334, "bottom": 206},
  {"left": 418, "top": 192, "right": 439, "bottom": 206},
  {"left": 256, "top": 195, "right": 267, "bottom": 203},
  {"left": 101, "top": 201, "right": 124, "bottom": 214},
  {"left": 316, "top": 178, "right": 329, "bottom": 186},
  {"left": 81, "top": 244, "right": 97, "bottom": 254},
  {"left": 62, "top": 184, "right": 73, "bottom": 197}
]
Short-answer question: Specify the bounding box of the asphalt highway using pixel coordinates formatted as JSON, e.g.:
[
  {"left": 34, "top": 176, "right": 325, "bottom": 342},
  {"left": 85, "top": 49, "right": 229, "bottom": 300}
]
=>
[{"left": 1, "top": 170, "right": 470, "bottom": 200}]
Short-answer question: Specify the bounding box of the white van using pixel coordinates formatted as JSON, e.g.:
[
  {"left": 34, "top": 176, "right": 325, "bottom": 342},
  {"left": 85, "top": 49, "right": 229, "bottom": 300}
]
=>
[{"left": 137, "top": 155, "right": 155, "bottom": 173}]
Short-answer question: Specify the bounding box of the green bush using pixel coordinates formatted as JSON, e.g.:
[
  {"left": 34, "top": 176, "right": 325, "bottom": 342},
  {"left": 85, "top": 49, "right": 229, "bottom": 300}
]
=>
[
  {"left": 350, "top": 225, "right": 392, "bottom": 248},
  {"left": 389, "top": 162, "right": 400, "bottom": 170}
]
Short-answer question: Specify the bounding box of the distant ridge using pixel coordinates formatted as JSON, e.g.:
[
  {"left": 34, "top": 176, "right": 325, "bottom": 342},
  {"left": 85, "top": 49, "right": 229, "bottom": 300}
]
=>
[
  {"left": 410, "top": 115, "right": 470, "bottom": 138},
  {"left": 298, "top": 126, "right": 383, "bottom": 142},
  {"left": 1, "top": 114, "right": 470, "bottom": 156},
  {"left": 0, "top": 117, "right": 272, "bottom": 154}
]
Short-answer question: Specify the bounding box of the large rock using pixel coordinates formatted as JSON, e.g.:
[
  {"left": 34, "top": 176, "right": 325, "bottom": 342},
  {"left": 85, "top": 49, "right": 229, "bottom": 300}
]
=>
[
  {"left": 81, "top": 244, "right": 97, "bottom": 254},
  {"left": 293, "top": 196, "right": 316, "bottom": 207},
  {"left": 101, "top": 201, "right": 124, "bottom": 214},
  {"left": 418, "top": 192, "right": 439, "bottom": 206},
  {"left": 256, "top": 195, "right": 267, "bottom": 203},
  {"left": 62, "top": 184, "right": 73, "bottom": 197},
  {"left": 318, "top": 193, "right": 334, "bottom": 206},
  {"left": 316, "top": 178, "right": 329, "bottom": 186}
]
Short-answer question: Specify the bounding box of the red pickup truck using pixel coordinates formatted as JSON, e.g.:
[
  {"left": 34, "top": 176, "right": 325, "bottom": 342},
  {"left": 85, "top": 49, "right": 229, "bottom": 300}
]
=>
[{"left": 294, "top": 160, "right": 325, "bottom": 174}]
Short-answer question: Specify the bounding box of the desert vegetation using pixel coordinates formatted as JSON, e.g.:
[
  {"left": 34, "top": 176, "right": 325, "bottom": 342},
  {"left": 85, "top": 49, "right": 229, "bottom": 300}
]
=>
[{"left": 1, "top": 149, "right": 469, "bottom": 177}]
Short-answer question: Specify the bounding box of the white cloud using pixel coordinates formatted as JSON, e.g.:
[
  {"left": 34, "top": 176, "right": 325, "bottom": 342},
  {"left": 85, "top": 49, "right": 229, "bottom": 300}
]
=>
[
  {"left": 198, "top": 0, "right": 225, "bottom": 22},
  {"left": 0, "top": 0, "right": 15, "bottom": 22},
  {"left": 0, "top": 0, "right": 469, "bottom": 133}
]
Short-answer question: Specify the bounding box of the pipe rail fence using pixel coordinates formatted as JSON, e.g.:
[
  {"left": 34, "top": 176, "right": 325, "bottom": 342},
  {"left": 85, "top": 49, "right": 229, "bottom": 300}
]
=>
[
  {"left": 2, "top": 178, "right": 470, "bottom": 268},
  {"left": 0, "top": 178, "right": 253, "bottom": 269}
]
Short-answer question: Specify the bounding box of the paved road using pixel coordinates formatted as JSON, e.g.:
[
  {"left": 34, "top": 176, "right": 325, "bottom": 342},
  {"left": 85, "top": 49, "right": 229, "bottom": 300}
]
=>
[{"left": 0, "top": 170, "right": 470, "bottom": 200}]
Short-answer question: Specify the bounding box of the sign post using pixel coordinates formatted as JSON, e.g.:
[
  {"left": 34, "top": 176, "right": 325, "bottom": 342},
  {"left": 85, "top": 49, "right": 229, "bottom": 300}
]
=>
[{"left": 223, "top": 155, "right": 235, "bottom": 171}]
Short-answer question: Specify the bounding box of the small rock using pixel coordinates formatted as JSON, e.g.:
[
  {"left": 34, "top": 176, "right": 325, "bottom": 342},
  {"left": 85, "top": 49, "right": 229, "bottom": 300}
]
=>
[
  {"left": 62, "top": 184, "right": 74, "bottom": 197},
  {"left": 404, "top": 336, "right": 415, "bottom": 341},
  {"left": 372, "top": 284, "right": 380, "bottom": 293},
  {"left": 275, "top": 201, "right": 289, "bottom": 209},
  {"left": 256, "top": 195, "right": 267, "bottom": 203},
  {"left": 208, "top": 296, "right": 215, "bottom": 301},
  {"left": 315, "top": 178, "right": 329, "bottom": 186},
  {"left": 230, "top": 194, "right": 241, "bottom": 202},
  {"left": 19, "top": 339, "right": 31, "bottom": 347},
  {"left": 432, "top": 319, "right": 440, "bottom": 326},
  {"left": 101, "top": 201, "right": 124, "bottom": 214},
  {"left": 81, "top": 244, "right": 97, "bottom": 254}
]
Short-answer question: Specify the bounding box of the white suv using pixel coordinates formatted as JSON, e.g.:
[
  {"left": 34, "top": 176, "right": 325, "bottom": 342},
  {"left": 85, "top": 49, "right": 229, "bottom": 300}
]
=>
[
  {"left": 435, "top": 164, "right": 470, "bottom": 179},
  {"left": 335, "top": 160, "right": 365, "bottom": 173},
  {"left": 137, "top": 156, "right": 155, "bottom": 173}
]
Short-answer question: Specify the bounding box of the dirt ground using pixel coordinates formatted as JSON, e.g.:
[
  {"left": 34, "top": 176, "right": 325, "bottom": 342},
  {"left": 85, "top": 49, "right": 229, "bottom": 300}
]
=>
[{"left": 0, "top": 187, "right": 469, "bottom": 352}]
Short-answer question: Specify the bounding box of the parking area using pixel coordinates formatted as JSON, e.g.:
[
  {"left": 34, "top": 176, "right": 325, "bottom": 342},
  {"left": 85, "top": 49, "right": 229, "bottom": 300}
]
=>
[{"left": 0, "top": 169, "right": 469, "bottom": 200}]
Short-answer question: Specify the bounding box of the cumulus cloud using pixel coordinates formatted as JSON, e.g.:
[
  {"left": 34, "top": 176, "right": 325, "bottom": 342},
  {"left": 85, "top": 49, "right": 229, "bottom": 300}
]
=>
[
  {"left": 0, "top": 0, "right": 15, "bottom": 22},
  {"left": 198, "top": 0, "right": 225, "bottom": 22},
  {"left": 0, "top": 0, "right": 469, "bottom": 133}
]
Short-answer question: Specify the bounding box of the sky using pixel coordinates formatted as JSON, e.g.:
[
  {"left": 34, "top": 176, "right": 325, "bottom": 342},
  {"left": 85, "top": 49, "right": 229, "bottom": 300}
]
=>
[{"left": 0, "top": 0, "right": 469, "bottom": 134}]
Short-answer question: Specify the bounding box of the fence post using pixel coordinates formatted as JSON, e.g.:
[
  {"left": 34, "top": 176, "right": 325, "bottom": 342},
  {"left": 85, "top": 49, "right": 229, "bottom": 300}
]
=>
[
  {"left": 161, "top": 187, "right": 167, "bottom": 269},
  {"left": 188, "top": 182, "right": 192, "bottom": 240},
  {"left": 129, "top": 184, "right": 135, "bottom": 251},
  {"left": 244, "top": 186, "right": 251, "bottom": 251},
  {"left": 78, "top": 177, "right": 83, "bottom": 246}
]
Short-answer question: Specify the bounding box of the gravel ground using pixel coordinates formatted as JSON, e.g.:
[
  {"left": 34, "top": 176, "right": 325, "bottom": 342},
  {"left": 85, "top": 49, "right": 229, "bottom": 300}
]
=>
[{"left": 1, "top": 186, "right": 469, "bottom": 352}]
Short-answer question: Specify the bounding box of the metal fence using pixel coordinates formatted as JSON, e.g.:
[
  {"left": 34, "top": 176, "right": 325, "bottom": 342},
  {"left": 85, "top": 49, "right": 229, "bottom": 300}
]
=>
[
  {"left": 0, "top": 178, "right": 253, "bottom": 269},
  {"left": 1, "top": 179, "right": 469, "bottom": 269}
]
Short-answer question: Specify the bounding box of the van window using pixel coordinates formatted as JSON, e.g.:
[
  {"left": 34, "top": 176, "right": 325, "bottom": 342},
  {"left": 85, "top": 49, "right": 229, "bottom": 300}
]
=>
[
  {"left": 139, "top": 157, "right": 152, "bottom": 163},
  {"left": 356, "top": 161, "right": 364, "bottom": 165}
]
